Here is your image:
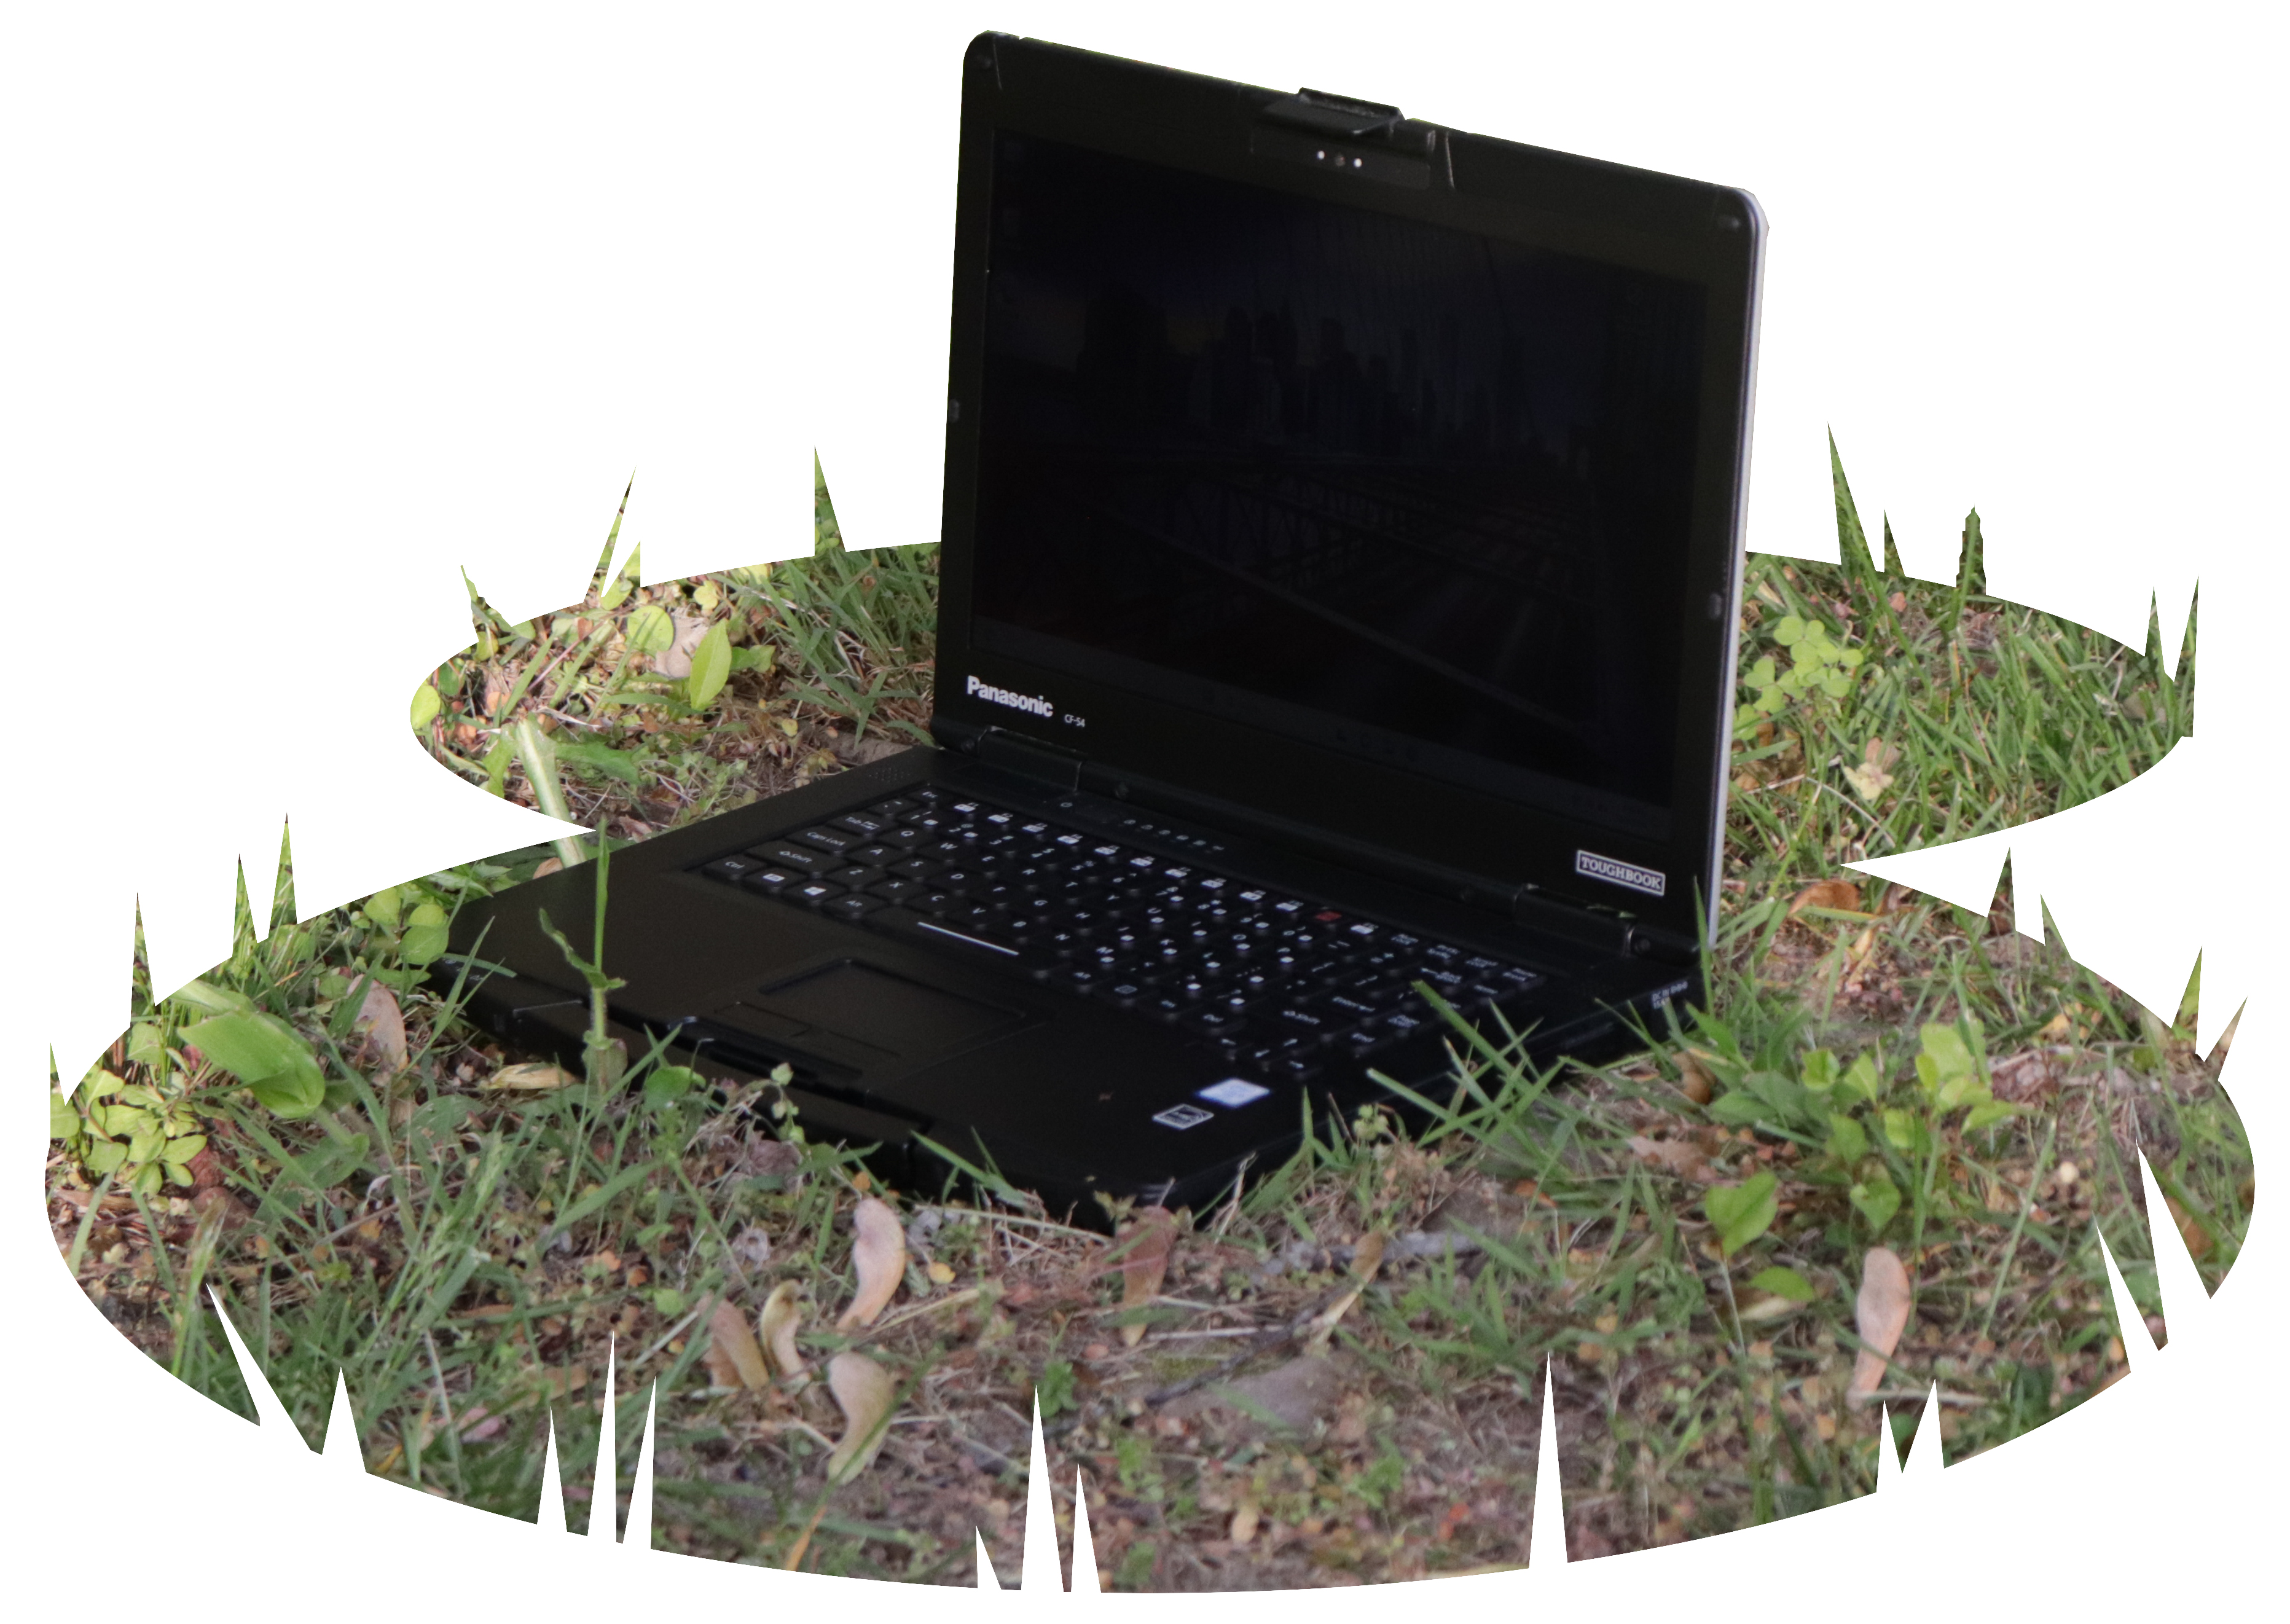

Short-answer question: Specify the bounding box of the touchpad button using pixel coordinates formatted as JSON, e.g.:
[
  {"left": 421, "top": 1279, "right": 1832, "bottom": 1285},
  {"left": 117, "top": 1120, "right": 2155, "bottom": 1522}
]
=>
[{"left": 748, "top": 962, "right": 1022, "bottom": 1057}]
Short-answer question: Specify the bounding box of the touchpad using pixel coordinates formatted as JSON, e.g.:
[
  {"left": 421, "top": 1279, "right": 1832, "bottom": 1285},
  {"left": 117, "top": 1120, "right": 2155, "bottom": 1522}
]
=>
[{"left": 745, "top": 963, "right": 1023, "bottom": 1058}]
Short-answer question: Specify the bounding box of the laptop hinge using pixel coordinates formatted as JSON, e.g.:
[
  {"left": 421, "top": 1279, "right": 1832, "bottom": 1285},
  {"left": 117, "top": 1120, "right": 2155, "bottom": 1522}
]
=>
[
  {"left": 971, "top": 726, "right": 1083, "bottom": 793},
  {"left": 1508, "top": 884, "right": 1635, "bottom": 955},
  {"left": 1509, "top": 885, "right": 1698, "bottom": 966}
]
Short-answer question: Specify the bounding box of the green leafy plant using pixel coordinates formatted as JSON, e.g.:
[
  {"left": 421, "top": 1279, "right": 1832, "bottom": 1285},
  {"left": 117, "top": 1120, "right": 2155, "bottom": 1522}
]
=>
[
  {"left": 55, "top": 1068, "right": 208, "bottom": 1195},
  {"left": 169, "top": 978, "right": 327, "bottom": 1118},
  {"left": 1035, "top": 1359, "right": 1078, "bottom": 1419},
  {"left": 1700, "top": 1016, "right": 2020, "bottom": 1245},
  {"left": 1705, "top": 1171, "right": 1779, "bottom": 1257},
  {"left": 1736, "top": 611, "right": 1867, "bottom": 734}
]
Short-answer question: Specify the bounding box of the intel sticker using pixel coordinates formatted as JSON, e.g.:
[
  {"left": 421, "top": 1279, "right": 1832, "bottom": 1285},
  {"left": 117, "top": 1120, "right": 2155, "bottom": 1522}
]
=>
[
  {"left": 1198, "top": 1078, "right": 1271, "bottom": 1108},
  {"left": 1153, "top": 1103, "right": 1215, "bottom": 1130}
]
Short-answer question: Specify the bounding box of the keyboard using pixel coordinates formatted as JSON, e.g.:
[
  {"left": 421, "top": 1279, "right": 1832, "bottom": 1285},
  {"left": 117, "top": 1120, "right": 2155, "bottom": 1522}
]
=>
[{"left": 693, "top": 784, "right": 1547, "bottom": 1083}]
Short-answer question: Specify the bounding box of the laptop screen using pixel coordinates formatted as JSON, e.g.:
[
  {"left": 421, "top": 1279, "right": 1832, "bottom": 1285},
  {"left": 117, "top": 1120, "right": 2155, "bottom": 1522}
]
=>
[{"left": 968, "top": 131, "right": 1709, "bottom": 842}]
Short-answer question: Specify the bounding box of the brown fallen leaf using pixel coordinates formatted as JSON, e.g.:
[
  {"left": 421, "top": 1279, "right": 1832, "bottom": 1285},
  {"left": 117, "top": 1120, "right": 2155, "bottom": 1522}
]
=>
[
  {"left": 1116, "top": 1206, "right": 1176, "bottom": 1348},
  {"left": 825, "top": 1351, "right": 898, "bottom": 1481},
  {"left": 354, "top": 979, "right": 408, "bottom": 1075},
  {"left": 1628, "top": 1135, "right": 1714, "bottom": 1183},
  {"left": 1843, "top": 737, "right": 1902, "bottom": 802},
  {"left": 1848, "top": 1247, "right": 1912, "bottom": 1402},
  {"left": 188, "top": 1185, "right": 252, "bottom": 1233},
  {"left": 705, "top": 1298, "right": 771, "bottom": 1390},
  {"left": 485, "top": 1061, "right": 578, "bottom": 1091},
  {"left": 1676, "top": 1051, "right": 1716, "bottom": 1107},
  {"left": 1789, "top": 879, "right": 1862, "bottom": 919},
  {"left": 531, "top": 856, "right": 565, "bottom": 879},
  {"left": 836, "top": 1197, "right": 906, "bottom": 1331},
  {"left": 759, "top": 1281, "right": 808, "bottom": 1385},
  {"left": 651, "top": 610, "right": 711, "bottom": 680},
  {"left": 2164, "top": 1195, "right": 2215, "bottom": 1263},
  {"left": 1229, "top": 1499, "right": 1261, "bottom": 1545}
]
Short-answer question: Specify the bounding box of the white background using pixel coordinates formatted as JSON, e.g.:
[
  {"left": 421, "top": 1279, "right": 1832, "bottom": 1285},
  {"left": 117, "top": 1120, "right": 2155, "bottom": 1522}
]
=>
[{"left": 4, "top": 2, "right": 2278, "bottom": 1612}]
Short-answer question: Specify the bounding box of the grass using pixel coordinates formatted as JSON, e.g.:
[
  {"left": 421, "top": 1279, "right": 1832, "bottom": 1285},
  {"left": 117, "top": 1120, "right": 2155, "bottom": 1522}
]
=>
[{"left": 47, "top": 452, "right": 2248, "bottom": 1585}]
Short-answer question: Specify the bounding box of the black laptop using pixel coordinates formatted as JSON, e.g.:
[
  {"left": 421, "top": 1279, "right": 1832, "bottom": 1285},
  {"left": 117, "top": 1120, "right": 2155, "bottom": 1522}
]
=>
[{"left": 441, "top": 33, "right": 1763, "bottom": 1220}]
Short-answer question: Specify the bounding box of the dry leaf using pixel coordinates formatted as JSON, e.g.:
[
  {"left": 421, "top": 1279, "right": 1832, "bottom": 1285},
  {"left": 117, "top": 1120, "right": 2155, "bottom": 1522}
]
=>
[
  {"left": 651, "top": 610, "right": 710, "bottom": 679},
  {"left": 705, "top": 1298, "right": 770, "bottom": 1390},
  {"left": 1229, "top": 1500, "right": 1261, "bottom": 1545},
  {"left": 825, "top": 1351, "right": 898, "bottom": 1481},
  {"left": 759, "top": 1281, "right": 807, "bottom": 1384},
  {"left": 531, "top": 857, "right": 564, "bottom": 879},
  {"left": 2164, "top": 1195, "right": 2215, "bottom": 1263},
  {"left": 1676, "top": 1050, "right": 1716, "bottom": 1106},
  {"left": 1789, "top": 879, "right": 1862, "bottom": 919},
  {"left": 836, "top": 1197, "right": 905, "bottom": 1331},
  {"left": 485, "top": 1061, "right": 578, "bottom": 1091},
  {"left": 1628, "top": 1135, "right": 1713, "bottom": 1183},
  {"left": 189, "top": 1186, "right": 251, "bottom": 1233},
  {"left": 1843, "top": 737, "right": 1901, "bottom": 802},
  {"left": 1848, "top": 1247, "right": 1913, "bottom": 1401},
  {"left": 353, "top": 979, "right": 407, "bottom": 1075},
  {"left": 1116, "top": 1206, "right": 1176, "bottom": 1347}
]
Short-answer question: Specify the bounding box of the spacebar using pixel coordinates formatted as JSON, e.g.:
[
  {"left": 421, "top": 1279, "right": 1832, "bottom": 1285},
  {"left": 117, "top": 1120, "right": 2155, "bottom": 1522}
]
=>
[{"left": 866, "top": 907, "right": 1046, "bottom": 968}]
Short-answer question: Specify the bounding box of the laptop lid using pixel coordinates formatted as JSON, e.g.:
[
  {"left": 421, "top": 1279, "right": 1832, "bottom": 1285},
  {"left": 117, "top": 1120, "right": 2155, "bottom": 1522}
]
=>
[{"left": 931, "top": 34, "right": 1762, "bottom": 947}]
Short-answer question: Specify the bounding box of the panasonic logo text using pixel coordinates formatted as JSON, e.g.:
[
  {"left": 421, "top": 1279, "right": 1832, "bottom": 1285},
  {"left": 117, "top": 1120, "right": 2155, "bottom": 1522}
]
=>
[
  {"left": 1575, "top": 849, "right": 1668, "bottom": 898},
  {"left": 965, "top": 675, "right": 1055, "bottom": 718}
]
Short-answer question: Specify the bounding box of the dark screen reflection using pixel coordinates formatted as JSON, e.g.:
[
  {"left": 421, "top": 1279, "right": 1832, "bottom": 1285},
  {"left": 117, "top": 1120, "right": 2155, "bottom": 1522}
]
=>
[{"left": 971, "top": 133, "right": 1706, "bottom": 834}]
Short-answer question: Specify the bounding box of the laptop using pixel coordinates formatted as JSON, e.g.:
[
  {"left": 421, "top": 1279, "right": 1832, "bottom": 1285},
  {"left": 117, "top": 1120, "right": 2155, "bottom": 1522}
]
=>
[{"left": 441, "top": 33, "right": 1763, "bottom": 1220}]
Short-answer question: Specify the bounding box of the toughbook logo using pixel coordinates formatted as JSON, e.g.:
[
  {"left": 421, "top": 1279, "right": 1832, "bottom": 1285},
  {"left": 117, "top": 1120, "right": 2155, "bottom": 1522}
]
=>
[
  {"left": 965, "top": 675, "right": 1054, "bottom": 718},
  {"left": 1575, "top": 849, "right": 1667, "bottom": 898}
]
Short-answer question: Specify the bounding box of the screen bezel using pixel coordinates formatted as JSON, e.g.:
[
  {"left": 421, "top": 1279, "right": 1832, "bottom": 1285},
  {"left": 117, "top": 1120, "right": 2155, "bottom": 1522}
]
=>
[{"left": 932, "top": 34, "right": 1762, "bottom": 942}]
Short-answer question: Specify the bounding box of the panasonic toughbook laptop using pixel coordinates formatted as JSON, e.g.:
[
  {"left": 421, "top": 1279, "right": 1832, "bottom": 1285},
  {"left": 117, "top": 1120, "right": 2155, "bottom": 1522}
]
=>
[{"left": 442, "top": 33, "right": 1763, "bottom": 1220}]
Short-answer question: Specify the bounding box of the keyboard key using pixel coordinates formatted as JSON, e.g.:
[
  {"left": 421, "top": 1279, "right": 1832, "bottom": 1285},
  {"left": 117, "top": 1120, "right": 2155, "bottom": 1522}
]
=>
[
  {"left": 1271, "top": 1005, "right": 1344, "bottom": 1041},
  {"left": 751, "top": 841, "right": 833, "bottom": 873},
  {"left": 889, "top": 856, "right": 941, "bottom": 881},
  {"left": 702, "top": 855, "right": 764, "bottom": 883},
  {"left": 826, "top": 865, "right": 885, "bottom": 890},
  {"left": 866, "top": 797, "right": 916, "bottom": 819},
  {"left": 794, "top": 825, "right": 861, "bottom": 856},
  {"left": 833, "top": 810, "right": 892, "bottom": 836},
  {"left": 1141, "top": 991, "right": 1195, "bottom": 1022},
  {"left": 847, "top": 843, "right": 901, "bottom": 866},
  {"left": 788, "top": 878, "right": 845, "bottom": 906},
  {"left": 866, "top": 877, "right": 925, "bottom": 904},
  {"left": 823, "top": 892, "right": 889, "bottom": 922},
  {"left": 739, "top": 866, "right": 803, "bottom": 895}
]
